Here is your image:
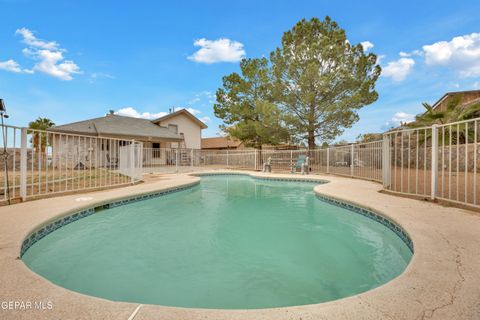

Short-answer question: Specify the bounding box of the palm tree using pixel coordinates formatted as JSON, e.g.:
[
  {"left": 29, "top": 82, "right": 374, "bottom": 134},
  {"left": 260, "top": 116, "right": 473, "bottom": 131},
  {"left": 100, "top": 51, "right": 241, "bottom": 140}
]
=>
[
  {"left": 410, "top": 96, "right": 480, "bottom": 127},
  {"left": 408, "top": 96, "right": 480, "bottom": 144},
  {"left": 28, "top": 118, "right": 55, "bottom": 152}
]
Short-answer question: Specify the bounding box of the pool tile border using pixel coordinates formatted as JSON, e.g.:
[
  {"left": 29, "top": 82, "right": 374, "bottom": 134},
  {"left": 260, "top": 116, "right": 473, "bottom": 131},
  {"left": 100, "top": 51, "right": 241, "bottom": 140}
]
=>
[
  {"left": 316, "top": 193, "right": 413, "bottom": 252},
  {"left": 194, "top": 172, "right": 329, "bottom": 184},
  {"left": 20, "top": 182, "right": 199, "bottom": 257}
]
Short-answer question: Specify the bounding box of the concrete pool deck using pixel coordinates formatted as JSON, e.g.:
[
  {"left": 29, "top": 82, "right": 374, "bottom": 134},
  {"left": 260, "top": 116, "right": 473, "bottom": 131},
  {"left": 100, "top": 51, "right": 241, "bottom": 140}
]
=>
[{"left": 0, "top": 171, "right": 479, "bottom": 319}]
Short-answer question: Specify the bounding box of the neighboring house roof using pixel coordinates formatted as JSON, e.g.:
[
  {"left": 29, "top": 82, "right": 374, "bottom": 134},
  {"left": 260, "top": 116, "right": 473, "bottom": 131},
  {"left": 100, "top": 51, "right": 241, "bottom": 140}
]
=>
[
  {"left": 48, "top": 114, "right": 184, "bottom": 141},
  {"left": 432, "top": 89, "right": 480, "bottom": 110},
  {"left": 201, "top": 137, "right": 243, "bottom": 149},
  {"left": 152, "top": 109, "right": 208, "bottom": 129}
]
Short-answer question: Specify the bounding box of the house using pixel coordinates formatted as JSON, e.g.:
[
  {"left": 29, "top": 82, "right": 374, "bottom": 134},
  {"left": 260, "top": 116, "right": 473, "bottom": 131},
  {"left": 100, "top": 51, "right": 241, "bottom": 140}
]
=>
[
  {"left": 201, "top": 137, "right": 245, "bottom": 150},
  {"left": 432, "top": 90, "right": 480, "bottom": 112},
  {"left": 48, "top": 109, "right": 207, "bottom": 168},
  {"left": 152, "top": 109, "right": 207, "bottom": 149}
]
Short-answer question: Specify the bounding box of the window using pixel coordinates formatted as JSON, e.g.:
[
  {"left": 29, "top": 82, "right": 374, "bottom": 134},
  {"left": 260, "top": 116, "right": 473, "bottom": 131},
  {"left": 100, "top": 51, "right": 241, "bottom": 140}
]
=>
[{"left": 152, "top": 142, "right": 161, "bottom": 158}]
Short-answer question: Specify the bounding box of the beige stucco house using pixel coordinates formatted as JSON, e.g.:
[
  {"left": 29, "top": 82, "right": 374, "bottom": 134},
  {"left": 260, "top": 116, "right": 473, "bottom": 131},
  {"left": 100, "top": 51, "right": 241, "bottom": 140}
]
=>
[
  {"left": 152, "top": 109, "right": 207, "bottom": 149},
  {"left": 47, "top": 109, "right": 207, "bottom": 168}
]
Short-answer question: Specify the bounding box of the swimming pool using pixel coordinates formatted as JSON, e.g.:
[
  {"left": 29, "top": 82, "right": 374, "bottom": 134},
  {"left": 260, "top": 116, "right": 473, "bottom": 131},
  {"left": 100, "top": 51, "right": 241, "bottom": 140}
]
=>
[{"left": 22, "top": 175, "right": 412, "bottom": 309}]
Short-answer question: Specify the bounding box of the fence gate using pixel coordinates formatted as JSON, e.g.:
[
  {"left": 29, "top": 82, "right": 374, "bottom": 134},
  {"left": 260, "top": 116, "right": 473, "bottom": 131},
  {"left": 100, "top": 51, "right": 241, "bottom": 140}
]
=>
[{"left": 119, "top": 142, "right": 144, "bottom": 181}]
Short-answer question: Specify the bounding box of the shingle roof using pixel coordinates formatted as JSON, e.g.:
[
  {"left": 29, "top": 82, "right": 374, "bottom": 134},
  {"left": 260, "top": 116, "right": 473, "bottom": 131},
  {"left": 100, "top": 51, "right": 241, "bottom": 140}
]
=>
[
  {"left": 432, "top": 89, "right": 480, "bottom": 110},
  {"left": 48, "top": 114, "right": 183, "bottom": 141},
  {"left": 201, "top": 137, "right": 243, "bottom": 149},
  {"left": 152, "top": 109, "right": 208, "bottom": 129}
]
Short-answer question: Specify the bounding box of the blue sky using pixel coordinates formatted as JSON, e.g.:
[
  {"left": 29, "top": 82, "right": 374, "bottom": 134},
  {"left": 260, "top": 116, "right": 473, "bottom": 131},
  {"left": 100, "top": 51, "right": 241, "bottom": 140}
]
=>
[{"left": 1, "top": 0, "right": 480, "bottom": 141}]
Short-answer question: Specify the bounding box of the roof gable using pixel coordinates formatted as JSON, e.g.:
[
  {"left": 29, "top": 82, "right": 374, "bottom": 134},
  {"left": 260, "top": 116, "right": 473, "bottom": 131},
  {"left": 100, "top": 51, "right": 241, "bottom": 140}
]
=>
[
  {"left": 152, "top": 109, "right": 208, "bottom": 129},
  {"left": 432, "top": 90, "right": 480, "bottom": 110}
]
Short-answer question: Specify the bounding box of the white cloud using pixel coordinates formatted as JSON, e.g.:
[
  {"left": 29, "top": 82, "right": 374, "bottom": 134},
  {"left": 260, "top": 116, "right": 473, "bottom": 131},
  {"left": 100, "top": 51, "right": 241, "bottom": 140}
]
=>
[
  {"left": 15, "top": 27, "right": 59, "bottom": 50},
  {"left": 183, "top": 107, "right": 201, "bottom": 115},
  {"left": 30, "top": 49, "right": 81, "bottom": 81},
  {"left": 383, "top": 112, "right": 415, "bottom": 129},
  {"left": 0, "top": 59, "right": 22, "bottom": 73},
  {"left": 188, "top": 38, "right": 245, "bottom": 64},
  {"left": 115, "top": 107, "right": 167, "bottom": 120},
  {"left": 376, "top": 54, "right": 385, "bottom": 65},
  {"left": 188, "top": 91, "right": 216, "bottom": 106},
  {"left": 422, "top": 32, "right": 480, "bottom": 77},
  {"left": 361, "top": 41, "right": 374, "bottom": 51},
  {"left": 399, "top": 50, "right": 422, "bottom": 58},
  {"left": 199, "top": 116, "right": 211, "bottom": 123},
  {"left": 2, "top": 27, "right": 82, "bottom": 81},
  {"left": 89, "top": 72, "right": 115, "bottom": 84},
  {"left": 382, "top": 58, "right": 415, "bottom": 82},
  {"left": 473, "top": 82, "right": 480, "bottom": 89}
]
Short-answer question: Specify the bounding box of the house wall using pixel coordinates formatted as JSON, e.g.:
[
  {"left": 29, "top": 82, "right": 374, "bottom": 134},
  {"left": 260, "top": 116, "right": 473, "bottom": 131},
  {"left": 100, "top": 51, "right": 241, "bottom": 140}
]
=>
[
  {"left": 435, "top": 91, "right": 480, "bottom": 112},
  {"left": 158, "top": 114, "right": 202, "bottom": 149}
]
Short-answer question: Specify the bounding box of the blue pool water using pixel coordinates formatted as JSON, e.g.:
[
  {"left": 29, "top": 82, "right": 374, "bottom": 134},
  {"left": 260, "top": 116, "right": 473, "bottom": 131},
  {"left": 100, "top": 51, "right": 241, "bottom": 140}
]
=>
[{"left": 23, "top": 175, "right": 412, "bottom": 309}]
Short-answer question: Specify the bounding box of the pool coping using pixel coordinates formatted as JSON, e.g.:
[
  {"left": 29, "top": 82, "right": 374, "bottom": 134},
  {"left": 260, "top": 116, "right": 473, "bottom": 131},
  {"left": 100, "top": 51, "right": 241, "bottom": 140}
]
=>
[{"left": 0, "top": 170, "right": 479, "bottom": 319}]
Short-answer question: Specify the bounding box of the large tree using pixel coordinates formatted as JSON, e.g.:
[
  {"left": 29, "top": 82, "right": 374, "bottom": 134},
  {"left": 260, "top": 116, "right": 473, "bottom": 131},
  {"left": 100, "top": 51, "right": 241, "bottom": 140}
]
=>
[
  {"left": 270, "top": 16, "right": 381, "bottom": 149},
  {"left": 214, "top": 58, "right": 290, "bottom": 149}
]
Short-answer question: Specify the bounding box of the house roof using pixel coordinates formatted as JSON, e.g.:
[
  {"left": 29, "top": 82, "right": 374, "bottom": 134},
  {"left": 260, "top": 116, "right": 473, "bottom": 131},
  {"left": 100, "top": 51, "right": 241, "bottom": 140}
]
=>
[
  {"left": 201, "top": 137, "right": 243, "bottom": 149},
  {"left": 432, "top": 90, "right": 480, "bottom": 110},
  {"left": 48, "top": 114, "right": 184, "bottom": 141},
  {"left": 152, "top": 109, "right": 208, "bottom": 129}
]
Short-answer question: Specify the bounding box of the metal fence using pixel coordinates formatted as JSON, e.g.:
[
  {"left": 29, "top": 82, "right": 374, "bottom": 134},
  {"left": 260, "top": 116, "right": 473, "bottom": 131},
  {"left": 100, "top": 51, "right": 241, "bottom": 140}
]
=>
[
  {"left": 142, "top": 143, "right": 383, "bottom": 183},
  {"left": 383, "top": 118, "right": 480, "bottom": 208},
  {"left": 3, "top": 117, "right": 480, "bottom": 210},
  {"left": 0, "top": 125, "right": 143, "bottom": 204}
]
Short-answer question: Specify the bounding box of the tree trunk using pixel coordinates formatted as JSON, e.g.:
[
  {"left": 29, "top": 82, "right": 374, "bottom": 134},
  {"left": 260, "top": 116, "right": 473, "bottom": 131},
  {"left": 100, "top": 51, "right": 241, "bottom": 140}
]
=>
[{"left": 307, "top": 130, "right": 316, "bottom": 150}]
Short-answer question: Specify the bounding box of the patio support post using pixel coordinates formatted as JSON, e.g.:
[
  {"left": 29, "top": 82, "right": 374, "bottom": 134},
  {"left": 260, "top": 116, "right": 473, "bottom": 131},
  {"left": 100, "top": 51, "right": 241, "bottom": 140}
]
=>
[
  {"left": 382, "top": 135, "right": 391, "bottom": 188},
  {"left": 431, "top": 124, "right": 438, "bottom": 200},
  {"left": 350, "top": 144, "right": 354, "bottom": 177},
  {"left": 326, "top": 148, "right": 330, "bottom": 173},
  {"left": 130, "top": 140, "right": 135, "bottom": 184},
  {"left": 20, "top": 128, "right": 27, "bottom": 201}
]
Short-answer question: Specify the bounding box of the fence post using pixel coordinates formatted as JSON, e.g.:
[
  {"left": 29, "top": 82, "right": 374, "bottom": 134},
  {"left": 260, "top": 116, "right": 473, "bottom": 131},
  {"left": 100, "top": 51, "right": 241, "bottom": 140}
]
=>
[
  {"left": 190, "top": 149, "right": 193, "bottom": 168},
  {"left": 226, "top": 150, "right": 229, "bottom": 168},
  {"left": 130, "top": 140, "right": 135, "bottom": 184},
  {"left": 350, "top": 144, "right": 354, "bottom": 177},
  {"left": 431, "top": 124, "right": 438, "bottom": 200},
  {"left": 382, "top": 135, "right": 391, "bottom": 188},
  {"left": 326, "top": 148, "right": 330, "bottom": 173},
  {"left": 175, "top": 148, "right": 179, "bottom": 173},
  {"left": 20, "top": 128, "right": 27, "bottom": 201},
  {"left": 254, "top": 149, "right": 257, "bottom": 171}
]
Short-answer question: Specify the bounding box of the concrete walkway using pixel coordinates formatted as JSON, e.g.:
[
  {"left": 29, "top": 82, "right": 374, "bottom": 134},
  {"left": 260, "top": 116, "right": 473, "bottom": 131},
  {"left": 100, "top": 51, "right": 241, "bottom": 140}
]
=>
[{"left": 0, "top": 171, "right": 479, "bottom": 319}]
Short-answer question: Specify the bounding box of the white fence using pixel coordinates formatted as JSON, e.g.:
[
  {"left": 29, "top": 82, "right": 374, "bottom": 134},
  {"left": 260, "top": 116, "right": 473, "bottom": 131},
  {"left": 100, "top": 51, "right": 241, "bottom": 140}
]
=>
[
  {"left": 0, "top": 125, "right": 143, "bottom": 204},
  {"left": 142, "top": 143, "right": 383, "bottom": 183},
  {"left": 383, "top": 118, "right": 480, "bottom": 208},
  {"left": 2, "top": 117, "right": 480, "bottom": 210}
]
